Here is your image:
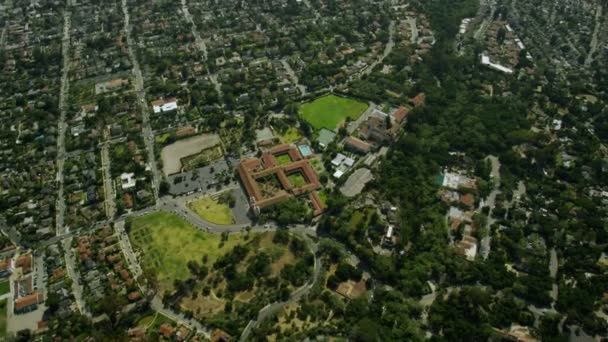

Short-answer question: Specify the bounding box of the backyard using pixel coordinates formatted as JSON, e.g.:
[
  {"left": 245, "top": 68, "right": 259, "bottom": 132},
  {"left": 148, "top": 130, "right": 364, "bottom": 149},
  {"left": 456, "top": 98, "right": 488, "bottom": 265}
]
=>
[
  {"left": 0, "top": 299, "right": 6, "bottom": 338},
  {"left": 0, "top": 281, "right": 9, "bottom": 296},
  {"left": 128, "top": 211, "right": 247, "bottom": 291},
  {"left": 188, "top": 196, "right": 234, "bottom": 225},
  {"left": 300, "top": 94, "right": 368, "bottom": 130}
]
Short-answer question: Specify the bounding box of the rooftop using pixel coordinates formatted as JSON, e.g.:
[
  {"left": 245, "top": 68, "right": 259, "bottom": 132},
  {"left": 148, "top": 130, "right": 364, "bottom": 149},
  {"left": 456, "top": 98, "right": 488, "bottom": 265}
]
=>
[{"left": 238, "top": 144, "right": 323, "bottom": 214}]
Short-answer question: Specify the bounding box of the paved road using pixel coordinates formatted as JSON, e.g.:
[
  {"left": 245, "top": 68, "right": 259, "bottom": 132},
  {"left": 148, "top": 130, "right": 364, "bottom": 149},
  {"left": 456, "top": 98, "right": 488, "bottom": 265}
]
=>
[
  {"left": 101, "top": 143, "right": 116, "bottom": 219},
  {"left": 240, "top": 228, "right": 321, "bottom": 341},
  {"left": 55, "top": 0, "right": 72, "bottom": 237},
  {"left": 0, "top": 0, "right": 11, "bottom": 49},
  {"left": 474, "top": 0, "right": 496, "bottom": 41},
  {"left": 406, "top": 17, "right": 418, "bottom": 44},
  {"left": 150, "top": 296, "right": 210, "bottom": 338},
  {"left": 281, "top": 58, "right": 307, "bottom": 96},
  {"left": 479, "top": 155, "right": 501, "bottom": 259},
  {"left": 115, "top": 220, "right": 142, "bottom": 279},
  {"left": 181, "top": 0, "right": 208, "bottom": 61},
  {"left": 63, "top": 237, "right": 93, "bottom": 318},
  {"left": 362, "top": 20, "right": 395, "bottom": 76},
  {"left": 584, "top": 4, "right": 603, "bottom": 66},
  {"left": 121, "top": 0, "right": 161, "bottom": 202},
  {"left": 347, "top": 102, "right": 376, "bottom": 134}
]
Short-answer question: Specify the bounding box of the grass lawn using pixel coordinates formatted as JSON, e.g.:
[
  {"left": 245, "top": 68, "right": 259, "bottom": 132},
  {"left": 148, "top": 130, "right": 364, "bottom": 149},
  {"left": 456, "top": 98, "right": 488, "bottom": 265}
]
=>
[
  {"left": 347, "top": 207, "right": 374, "bottom": 232},
  {"left": 188, "top": 197, "right": 234, "bottom": 225},
  {"left": 155, "top": 133, "right": 171, "bottom": 145},
  {"left": 300, "top": 94, "right": 368, "bottom": 130},
  {"left": 128, "top": 211, "right": 245, "bottom": 291},
  {"left": 0, "top": 299, "right": 6, "bottom": 338},
  {"left": 318, "top": 190, "right": 328, "bottom": 207},
  {"left": 0, "top": 281, "right": 10, "bottom": 296},
  {"left": 288, "top": 173, "right": 307, "bottom": 187},
  {"left": 278, "top": 127, "right": 302, "bottom": 143},
  {"left": 275, "top": 153, "right": 293, "bottom": 165}
]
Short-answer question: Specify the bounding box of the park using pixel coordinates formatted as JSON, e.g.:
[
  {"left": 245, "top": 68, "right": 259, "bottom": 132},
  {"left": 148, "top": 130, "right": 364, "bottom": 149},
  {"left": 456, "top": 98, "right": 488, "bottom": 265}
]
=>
[
  {"left": 299, "top": 94, "right": 368, "bottom": 130},
  {"left": 127, "top": 211, "right": 247, "bottom": 292}
]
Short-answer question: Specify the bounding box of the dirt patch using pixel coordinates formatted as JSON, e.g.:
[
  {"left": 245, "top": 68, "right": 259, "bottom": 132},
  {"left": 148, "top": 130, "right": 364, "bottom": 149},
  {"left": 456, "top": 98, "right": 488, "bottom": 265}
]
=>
[
  {"left": 181, "top": 292, "right": 226, "bottom": 319},
  {"left": 161, "top": 134, "right": 221, "bottom": 176}
]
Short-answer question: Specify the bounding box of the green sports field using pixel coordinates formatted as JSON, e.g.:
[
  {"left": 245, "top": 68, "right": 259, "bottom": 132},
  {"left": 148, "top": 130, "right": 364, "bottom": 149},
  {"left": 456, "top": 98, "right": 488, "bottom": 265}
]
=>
[
  {"left": 299, "top": 95, "right": 368, "bottom": 130},
  {"left": 128, "top": 211, "right": 247, "bottom": 291}
]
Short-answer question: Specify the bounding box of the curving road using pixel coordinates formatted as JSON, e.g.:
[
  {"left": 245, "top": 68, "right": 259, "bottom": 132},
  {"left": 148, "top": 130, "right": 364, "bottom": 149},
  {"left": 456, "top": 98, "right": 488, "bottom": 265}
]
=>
[{"left": 239, "top": 228, "right": 321, "bottom": 341}]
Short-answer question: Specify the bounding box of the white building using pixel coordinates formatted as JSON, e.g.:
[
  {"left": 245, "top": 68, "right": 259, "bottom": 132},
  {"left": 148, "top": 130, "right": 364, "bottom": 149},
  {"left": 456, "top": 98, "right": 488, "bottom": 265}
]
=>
[
  {"left": 152, "top": 98, "right": 178, "bottom": 114},
  {"left": 331, "top": 153, "right": 347, "bottom": 167},
  {"left": 120, "top": 172, "right": 136, "bottom": 190},
  {"left": 480, "top": 54, "right": 514, "bottom": 74}
]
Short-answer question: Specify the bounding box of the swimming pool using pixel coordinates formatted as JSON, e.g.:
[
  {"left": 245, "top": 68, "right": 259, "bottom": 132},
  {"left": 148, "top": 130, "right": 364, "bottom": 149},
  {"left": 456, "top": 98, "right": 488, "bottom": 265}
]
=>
[{"left": 298, "top": 144, "right": 313, "bottom": 157}]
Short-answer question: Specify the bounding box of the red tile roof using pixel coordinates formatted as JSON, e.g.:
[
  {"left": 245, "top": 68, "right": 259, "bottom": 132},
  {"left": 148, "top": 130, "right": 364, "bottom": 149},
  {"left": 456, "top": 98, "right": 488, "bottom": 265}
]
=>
[
  {"left": 392, "top": 106, "right": 410, "bottom": 124},
  {"left": 411, "top": 93, "right": 426, "bottom": 107},
  {"left": 344, "top": 136, "right": 372, "bottom": 154},
  {"left": 15, "top": 292, "right": 43, "bottom": 311},
  {"left": 127, "top": 291, "right": 141, "bottom": 301},
  {"left": 16, "top": 254, "right": 32, "bottom": 273},
  {"left": 159, "top": 323, "right": 174, "bottom": 338}
]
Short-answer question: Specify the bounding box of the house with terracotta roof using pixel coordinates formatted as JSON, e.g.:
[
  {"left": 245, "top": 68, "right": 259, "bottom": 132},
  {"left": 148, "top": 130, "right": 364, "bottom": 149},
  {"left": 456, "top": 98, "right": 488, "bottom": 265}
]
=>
[
  {"left": 0, "top": 258, "right": 11, "bottom": 278},
  {"left": 127, "top": 291, "right": 141, "bottom": 302},
  {"left": 14, "top": 253, "right": 32, "bottom": 273},
  {"left": 410, "top": 93, "right": 426, "bottom": 107},
  {"left": 211, "top": 329, "right": 232, "bottom": 342},
  {"left": 456, "top": 235, "right": 478, "bottom": 261},
  {"left": 14, "top": 292, "right": 44, "bottom": 314},
  {"left": 159, "top": 323, "right": 175, "bottom": 339},
  {"left": 344, "top": 136, "right": 372, "bottom": 154}
]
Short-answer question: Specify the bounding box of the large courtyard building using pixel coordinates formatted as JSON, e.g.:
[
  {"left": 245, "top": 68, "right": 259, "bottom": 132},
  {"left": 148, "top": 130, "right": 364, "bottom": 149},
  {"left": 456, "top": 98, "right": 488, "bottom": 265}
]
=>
[{"left": 237, "top": 144, "right": 324, "bottom": 216}]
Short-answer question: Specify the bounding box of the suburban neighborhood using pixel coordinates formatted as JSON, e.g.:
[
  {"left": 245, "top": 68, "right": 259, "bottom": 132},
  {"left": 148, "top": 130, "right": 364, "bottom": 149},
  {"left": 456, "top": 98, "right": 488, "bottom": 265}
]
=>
[{"left": 0, "top": 0, "right": 607, "bottom": 340}]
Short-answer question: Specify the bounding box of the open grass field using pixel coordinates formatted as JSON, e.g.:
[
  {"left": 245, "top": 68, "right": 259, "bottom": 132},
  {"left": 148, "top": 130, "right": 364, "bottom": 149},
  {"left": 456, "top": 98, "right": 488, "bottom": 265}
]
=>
[
  {"left": 188, "top": 196, "right": 234, "bottom": 225},
  {"left": 128, "top": 211, "right": 246, "bottom": 291},
  {"left": 300, "top": 95, "right": 368, "bottom": 130},
  {"left": 0, "top": 281, "right": 9, "bottom": 296}
]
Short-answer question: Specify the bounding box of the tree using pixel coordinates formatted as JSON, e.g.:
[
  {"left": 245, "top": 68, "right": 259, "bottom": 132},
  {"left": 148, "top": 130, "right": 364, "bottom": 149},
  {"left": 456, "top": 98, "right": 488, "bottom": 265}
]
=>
[{"left": 497, "top": 27, "right": 507, "bottom": 45}]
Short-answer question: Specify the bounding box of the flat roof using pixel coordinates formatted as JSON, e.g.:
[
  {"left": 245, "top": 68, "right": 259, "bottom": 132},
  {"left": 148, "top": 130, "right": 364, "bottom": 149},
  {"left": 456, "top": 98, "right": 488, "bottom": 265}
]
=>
[{"left": 317, "top": 128, "right": 337, "bottom": 147}]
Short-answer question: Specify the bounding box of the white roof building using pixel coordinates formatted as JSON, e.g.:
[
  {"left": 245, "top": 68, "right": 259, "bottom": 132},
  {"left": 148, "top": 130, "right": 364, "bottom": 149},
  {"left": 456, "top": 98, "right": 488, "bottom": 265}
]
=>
[
  {"left": 331, "top": 153, "right": 347, "bottom": 167},
  {"left": 386, "top": 225, "right": 394, "bottom": 239},
  {"left": 333, "top": 170, "right": 345, "bottom": 179},
  {"left": 152, "top": 98, "right": 178, "bottom": 114},
  {"left": 120, "top": 172, "right": 136, "bottom": 190},
  {"left": 480, "top": 54, "right": 514, "bottom": 74}
]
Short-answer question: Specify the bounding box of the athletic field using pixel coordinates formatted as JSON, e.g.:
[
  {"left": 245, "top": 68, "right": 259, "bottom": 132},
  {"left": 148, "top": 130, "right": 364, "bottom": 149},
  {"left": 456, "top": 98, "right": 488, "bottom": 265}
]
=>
[{"left": 299, "top": 95, "right": 368, "bottom": 130}]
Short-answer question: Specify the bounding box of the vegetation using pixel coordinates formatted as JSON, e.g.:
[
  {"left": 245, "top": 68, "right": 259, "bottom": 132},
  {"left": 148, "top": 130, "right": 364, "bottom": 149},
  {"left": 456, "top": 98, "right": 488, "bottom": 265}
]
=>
[
  {"left": 275, "top": 153, "right": 293, "bottom": 165},
  {"left": 128, "top": 211, "right": 246, "bottom": 291},
  {"left": 169, "top": 232, "right": 313, "bottom": 336},
  {"left": 278, "top": 127, "right": 303, "bottom": 144},
  {"left": 0, "top": 281, "right": 9, "bottom": 296},
  {"left": 299, "top": 95, "right": 368, "bottom": 130},
  {"left": 188, "top": 196, "right": 235, "bottom": 225},
  {"left": 0, "top": 300, "right": 6, "bottom": 338}
]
